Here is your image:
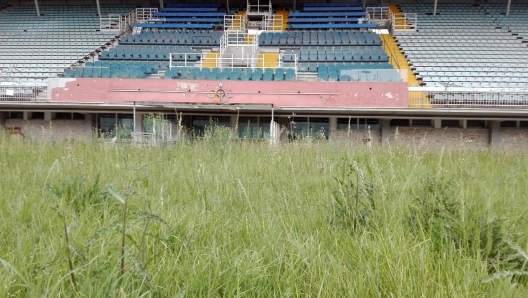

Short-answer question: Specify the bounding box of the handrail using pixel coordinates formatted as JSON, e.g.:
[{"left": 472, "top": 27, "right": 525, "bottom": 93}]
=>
[
  {"left": 366, "top": 7, "right": 391, "bottom": 20},
  {"left": 136, "top": 8, "right": 158, "bottom": 23},
  {"left": 224, "top": 15, "right": 245, "bottom": 31},
  {"left": 100, "top": 9, "right": 138, "bottom": 34},
  {"left": 392, "top": 12, "right": 417, "bottom": 31},
  {"left": 263, "top": 14, "right": 283, "bottom": 31},
  {"left": 169, "top": 52, "right": 199, "bottom": 69},
  {"left": 251, "top": 32, "right": 259, "bottom": 57}
]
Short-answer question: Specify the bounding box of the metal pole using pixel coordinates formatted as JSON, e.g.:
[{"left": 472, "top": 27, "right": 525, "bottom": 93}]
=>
[
  {"left": 227, "top": 0, "right": 230, "bottom": 15},
  {"left": 159, "top": 0, "right": 164, "bottom": 10},
  {"left": 34, "top": 0, "right": 40, "bottom": 16},
  {"left": 133, "top": 102, "right": 136, "bottom": 144},
  {"left": 95, "top": 0, "right": 101, "bottom": 16},
  {"left": 362, "top": 0, "right": 366, "bottom": 10},
  {"left": 506, "top": 0, "right": 511, "bottom": 16},
  {"left": 433, "top": 0, "right": 437, "bottom": 15}
]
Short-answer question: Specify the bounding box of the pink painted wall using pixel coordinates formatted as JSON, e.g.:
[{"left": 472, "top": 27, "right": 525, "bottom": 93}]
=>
[{"left": 49, "top": 79, "right": 408, "bottom": 108}]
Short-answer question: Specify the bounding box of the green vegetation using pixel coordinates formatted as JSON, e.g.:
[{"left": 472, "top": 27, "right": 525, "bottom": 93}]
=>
[{"left": 1, "top": 135, "right": 528, "bottom": 297}]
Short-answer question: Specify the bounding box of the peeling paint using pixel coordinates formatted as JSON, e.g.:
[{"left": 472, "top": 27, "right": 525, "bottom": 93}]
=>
[
  {"left": 176, "top": 82, "right": 198, "bottom": 92},
  {"left": 384, "top": 92, "right": 394, "bottom": 99}
]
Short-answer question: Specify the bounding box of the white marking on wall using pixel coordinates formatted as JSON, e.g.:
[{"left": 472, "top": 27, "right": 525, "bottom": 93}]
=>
[{"left": 176, "top": 82, "right": 198, "bottom": 92}]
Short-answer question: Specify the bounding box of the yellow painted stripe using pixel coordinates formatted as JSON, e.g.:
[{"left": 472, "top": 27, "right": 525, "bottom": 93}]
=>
[
  {"left": 381, "top": 34, "right": 431, "bottom": 108},
  {"left": 256, "top": 53, "right": 278, "bottom": 68},
  {"left": 202, "top": 52, "right": 219, "bottom": 68},
  {"left": 384, "top": 4, "right": 412, "bottom": 30},
  {"left": 274, "top": 8, "right": 289, "bottom": 32}
]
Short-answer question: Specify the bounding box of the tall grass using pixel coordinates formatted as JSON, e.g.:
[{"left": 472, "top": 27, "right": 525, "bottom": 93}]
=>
[{"left": 0, "top": 135, "right": 527, "bottom": 297}]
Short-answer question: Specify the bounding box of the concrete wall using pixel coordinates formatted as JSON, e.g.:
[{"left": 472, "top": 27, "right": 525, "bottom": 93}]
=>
[
  {"left": 330, "top": 129, "right": 381, "bottom": 146},
  {"left": 4, "top": 119, "right": 91, "bottom": 141},
  {"left": 501, "top": 129, "right": 528, "bottom": 151},
  {"left": 387, "top": 127, "right": 491, "bottom": 150},
  {"left": 49, "top": 78, "right": 409, "bottom": 109}
]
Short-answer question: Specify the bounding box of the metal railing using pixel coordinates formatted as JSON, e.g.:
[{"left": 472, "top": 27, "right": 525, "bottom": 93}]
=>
[
  {"left": 247, "top": 0, "right": 272, "bottom": 14},
  {"left": 379, "top": 34, "right": 401, "bottom": 69},
  {"left": 409, "top": 88, "right": 528, "bottom": 109},
  {"left": 220, "top": 31, "right": 258, "bottom": 55},
  {"left": 366, "top": 7, "right": 391, "bottom": 21},
  {"left": 100, "top": 10, "right": 136, "bottom": 34},
  {"left": 169, "top": 52, "right": 298, "bottom": 73},
  {"left": 0, "top": 83, "right": 47, "bottom": 101},
  {"left": 263, "top": 14, "right": 283, "bottom": 31},
  {"left": 100, "top": 14, "right": 122, "bottom": 31},
  {"left": 392, "top": 13, "right": 417, "bottom": 32},
  {"left": 224, "top": 15, "right": 246, "bottom": 31},
  {"left": 136, "top": 8, "right": 158, "bottom": 23}
]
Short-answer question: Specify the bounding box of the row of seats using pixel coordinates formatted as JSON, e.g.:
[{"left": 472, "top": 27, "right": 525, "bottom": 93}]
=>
[
  {"left": 164, "top": 67, "right": 297, "bottom": 81},
  {"left": 283, "top": 49, "right": 388, "bottom": 63},
  {"left": 119, "top": 31, "right": 222, "bottom": 46},
  {"left": 1, "top": 4, "right": 133, "bottom": 83},
  {"left": 259, "top": 31, "right": 381, "bottom": 46},
  {"left": 421, "top": 77, "right": 528, "bottom": 84},
  {"left": 398, "top": 3, "right": 528, "bottom": 89},
  {"left": 136, "top": 4, "right": 225, "bottom": 29},
  {"left": 288, "top": 3, "right": 373, "bottom": 30},
  {"left": 426, "top": 82, "right": 528, "bottom": 89},
  {"left": 298, "top": 62, "right": 394, "bottom": 73},
  {"left": 99, "top": 46, "right": 201, "bottom": 61},
  {"left": 65, "top": 61, "right": 171, "bottom": 78}
]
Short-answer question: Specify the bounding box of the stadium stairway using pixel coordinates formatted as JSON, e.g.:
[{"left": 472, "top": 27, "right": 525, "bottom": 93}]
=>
[
  {"left": 385, "top": 4, "right": 409, "bottom": 30},
  {"left": 243, "top": 33, "right": 255, "bottom": 44},
  {"left": 256, "top": 52, "right": 278, "bottom": 68},
  {"left": 230, "top": 10, "right": 245, "bottom": 30},
  {"left": 274, "top": 7, "right": 289, "bottom": 31},
  {"left": 202, "top": 52, "right": 220, "bottom": 68},
  {"left": 381, "top": 34, "right": 431, "bottom": 108}
]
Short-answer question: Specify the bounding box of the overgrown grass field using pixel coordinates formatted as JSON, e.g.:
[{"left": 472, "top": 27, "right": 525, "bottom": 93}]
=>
[{"left": 1, "top": 136, "right": 528, "bottom": 297}]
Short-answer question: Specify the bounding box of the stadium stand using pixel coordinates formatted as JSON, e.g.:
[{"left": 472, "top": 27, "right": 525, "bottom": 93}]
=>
[
  {"left": 74, "top": 2, "right": 401, "bottom": 83},
  {"left": 395, "top": 3, "right": 528, "bottom": 89},
  {"left": 0, "top": 4, "right": 134, "bottom": 84}
]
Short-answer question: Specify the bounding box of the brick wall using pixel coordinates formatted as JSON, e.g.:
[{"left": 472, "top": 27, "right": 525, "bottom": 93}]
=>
[
  {"left": 4, "top": 119, "right": 91, "bottom": 141},
  {"left": 388, "top": 127, "right": 490, "bottom": 150}
]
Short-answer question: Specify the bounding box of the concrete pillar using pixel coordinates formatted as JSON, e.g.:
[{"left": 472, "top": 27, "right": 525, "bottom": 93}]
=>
[
  {"left": 433, "top": 119, "right": 441, "bottom": 129},
  {"left": 230, "top": 115, "right": 238, "bottom": 131},
  {"left": 489, "top": 121, "right": 501, "bottom": 150},
  {"left": 85, "top": 114, "right": 96, "bottom": 135},
  {"left": 23, "top": 112, "right": 31, "bottom": 120},
  {"left": 44, "top": 112, "right": 55, "bottom": 121},
  {"left": 0, "top": 112, "right": 7, "bottom": 136},
  {"left": 329, "top": 117, "right": 337, "bottom": 131},
  {"left": 460, "top": 119, "right": 467, "bottom": 129},
  {"left": 134, "top": 113, "right": 144, "bottom": 133},
  {"left": 381, "top": 119, "right": 391, "bottom": 147}
]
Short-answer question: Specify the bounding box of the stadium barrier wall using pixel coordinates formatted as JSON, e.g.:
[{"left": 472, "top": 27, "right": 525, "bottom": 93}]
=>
[{"left": 48, "top": 78, "right": 409, "bottom": 108}]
